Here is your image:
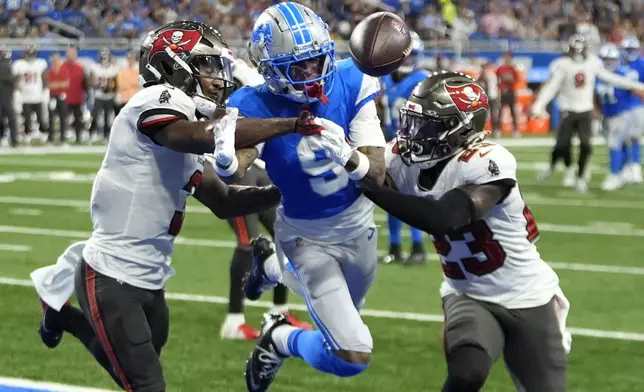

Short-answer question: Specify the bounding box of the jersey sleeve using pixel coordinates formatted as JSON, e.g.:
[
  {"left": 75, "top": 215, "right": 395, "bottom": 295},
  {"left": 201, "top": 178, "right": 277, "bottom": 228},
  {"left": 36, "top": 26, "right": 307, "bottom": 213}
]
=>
[
  {"left": 460, "top": 143, "right": 517, "bottom": 185},
  {"left": 355, "top": 73, "right": 381, "bottom": 113},
  {"left": 135, "top": 86, "right": 196, "bottom": 144},
  {"left": 348, "top": 100, "right": 386, "bottom": 148}
]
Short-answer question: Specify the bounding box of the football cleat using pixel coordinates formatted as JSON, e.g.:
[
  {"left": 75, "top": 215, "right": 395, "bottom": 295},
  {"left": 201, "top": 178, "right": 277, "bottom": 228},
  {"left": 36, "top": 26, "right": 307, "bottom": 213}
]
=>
[
  {"left": 38, "top": 299, "right": 68, "bottom": 349},
  {"left": 245, "top": 313, "right": 290, "bottom": 392},
  {"left": 244, "top": 236, "right": 275, "bottom": 301},
  {"left": 220, "top": 321, "right": 261, "bottom": 341},
  {"left": 404, "top": 251, "right": 427, "bottom": 266},
  {"left": 284, "top": 311, "right": 313, "bottom": 330}
]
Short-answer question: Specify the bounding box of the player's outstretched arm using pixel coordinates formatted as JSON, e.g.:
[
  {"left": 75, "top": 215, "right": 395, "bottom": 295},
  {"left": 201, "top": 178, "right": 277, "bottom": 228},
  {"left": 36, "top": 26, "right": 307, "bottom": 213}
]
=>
[
  {"left": 363, "top": 180, "right": 515, "bottom": 235},
  {"left": 194, "top": 160, "right": 281, "bottom": 219},
  {"left": 216, "top": 147, "right": 259, "bottom": 185},
  {"left": 596, "top": 68, "right": 644, "bottom": 95},
  {"left": 531, "top": 64, "right": 565, "bottom": 116},
  {"left": 345, "top": 146, "right": 386, "bottom": 186}
]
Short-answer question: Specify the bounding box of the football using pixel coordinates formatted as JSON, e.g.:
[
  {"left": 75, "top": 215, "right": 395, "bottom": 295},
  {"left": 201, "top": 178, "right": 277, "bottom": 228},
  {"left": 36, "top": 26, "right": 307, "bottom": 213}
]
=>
[{"left": 349, "top": 12, "right": 412, "bottom": 77}]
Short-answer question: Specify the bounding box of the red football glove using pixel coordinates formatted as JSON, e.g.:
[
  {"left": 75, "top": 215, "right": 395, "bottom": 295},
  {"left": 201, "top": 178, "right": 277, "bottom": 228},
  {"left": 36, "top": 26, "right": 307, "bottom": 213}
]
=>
[{"left": 294, "top": 110, "right": 324, "bottom": 136}]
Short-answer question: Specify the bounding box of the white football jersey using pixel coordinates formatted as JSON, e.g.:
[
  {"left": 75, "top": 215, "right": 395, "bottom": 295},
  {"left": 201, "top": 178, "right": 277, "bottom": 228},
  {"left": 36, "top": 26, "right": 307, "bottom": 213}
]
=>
[
  {"left": 12, "top": 58, "right": 48, "bottom": 104},
  {"left": 89, "top": 61, "right": 119, "bottom": 100},
  {"left": 386, "top": 141, "right": 560, "bottom": 309},
  {"left": 83, "top": 84, "right": 204, "bottom": 290}
]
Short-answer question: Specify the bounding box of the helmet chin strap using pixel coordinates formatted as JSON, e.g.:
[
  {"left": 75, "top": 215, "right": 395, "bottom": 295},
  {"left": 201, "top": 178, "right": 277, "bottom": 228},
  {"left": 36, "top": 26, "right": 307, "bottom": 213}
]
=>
[{"left": 193, "top": 84, "right": 218, "bottom": 118}]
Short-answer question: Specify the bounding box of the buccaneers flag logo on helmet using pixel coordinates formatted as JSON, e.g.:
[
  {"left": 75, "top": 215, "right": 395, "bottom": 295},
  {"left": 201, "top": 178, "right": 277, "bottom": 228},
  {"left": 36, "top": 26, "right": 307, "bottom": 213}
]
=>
[
  {"left": 445, "top": 83, "right": 489, "bottom": 113},
  {"left": 149, "top": 29, "right": 201, "bottom": 57}
]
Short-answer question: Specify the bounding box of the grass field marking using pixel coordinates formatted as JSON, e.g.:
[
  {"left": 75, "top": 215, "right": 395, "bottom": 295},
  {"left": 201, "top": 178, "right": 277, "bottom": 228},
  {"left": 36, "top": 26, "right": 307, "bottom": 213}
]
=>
[
  {"left": 0, "top": 244, "right": 31, "bottom": 252},
  {"left": 0, "top": 159, "right": 99, "bottom": 169},
  {"left": 1, "top": 224, "right": 643, "bottom": 276},
  {"left": 9, "top": 208, "right": 43, "bottom": 217},
  {"left": 0, "top": 376, "right": 115, "bottom": 392},
  {"left": 2, "top": 276, "right": 642, "bottom": 343}
]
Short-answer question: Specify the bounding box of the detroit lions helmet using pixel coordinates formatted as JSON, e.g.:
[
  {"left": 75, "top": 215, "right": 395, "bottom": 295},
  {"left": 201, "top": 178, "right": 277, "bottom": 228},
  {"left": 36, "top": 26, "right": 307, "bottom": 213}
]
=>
[
  {"left": 397, "top": 31, "right": 424, "bottom": 74},
  {"left": 621, "top": 35, "right": 641, "bottom": 63},
  {"left": 599, "top": 42, "right": 621, "bottom": 71},
  {"left": 248, "top": 2, "right": 335, "bottom": 103}
]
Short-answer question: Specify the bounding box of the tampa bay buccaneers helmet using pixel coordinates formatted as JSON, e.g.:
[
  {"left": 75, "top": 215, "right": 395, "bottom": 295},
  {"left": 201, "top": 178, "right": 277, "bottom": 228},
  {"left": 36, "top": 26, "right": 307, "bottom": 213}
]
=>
[
  {"left": 396, "top": 71, "right": 489, "bottom": 168},
  {"left": 565, "top": 34, "right": 587, "bottom": 61},
  {"left": 139, "top": 21, "right": 235, "bottom": 105}
]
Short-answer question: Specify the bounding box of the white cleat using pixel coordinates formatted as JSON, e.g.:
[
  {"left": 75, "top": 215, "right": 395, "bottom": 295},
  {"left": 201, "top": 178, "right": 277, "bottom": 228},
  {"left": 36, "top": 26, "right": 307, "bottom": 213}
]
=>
[
  {"left": 630, "top": 163, "right": 643, "bottom": 184},
  {"left": 601, "top": 174, "right": 623, "bottom": 191},
  {"left": 575, "top": 178, "right": 588, "bottom": 194},
  {"left": 563, "top": 167, "right": 576, "bottom": 188},
  {"left": 536, "top": 167, "right": 553, "bottom": 182}
]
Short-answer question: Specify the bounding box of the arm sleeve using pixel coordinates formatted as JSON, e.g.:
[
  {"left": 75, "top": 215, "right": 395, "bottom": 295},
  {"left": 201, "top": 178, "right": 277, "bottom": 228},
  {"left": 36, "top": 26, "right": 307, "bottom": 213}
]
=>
[
  {"left": 349, "top": 100, "right": 386, "bottom": 148},
  {"left": 532, "top": 60, "right": 565, "bottom": 111}
]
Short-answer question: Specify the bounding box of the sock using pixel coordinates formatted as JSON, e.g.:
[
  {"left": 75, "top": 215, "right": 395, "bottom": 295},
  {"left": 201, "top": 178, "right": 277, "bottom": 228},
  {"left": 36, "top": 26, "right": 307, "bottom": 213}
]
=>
[
  {"left": 263, "top": 251, "right": 283, "bottom": 285},
  {"left": 632, "top": 140, "right": 641, "bottom": 164},
  {"left": 387, "top": 214, "right": 402, "bottom": 246},
  {"left": 224, "top": 313, "right": 245, "bottom": 326},
  {"left": 272, "top": 324, "right": 298, "bottom": 356},
  {"left": 270, "top": 304, "right": 289, "bottom": 315},
  {"left": 272, "top": 283, "right": 288, "bottom": 307},
  {"left": 286, "top": 329, "right": 368, "bottom": 377},
  {"left": 609, "top": 148, "right": 624, "bottom": 175},
  {"left": 228, "top": 247, "right": 253, "bottom": 313},
  {"left": 410, "top": 227, "right": 424, "bottom": 247}
]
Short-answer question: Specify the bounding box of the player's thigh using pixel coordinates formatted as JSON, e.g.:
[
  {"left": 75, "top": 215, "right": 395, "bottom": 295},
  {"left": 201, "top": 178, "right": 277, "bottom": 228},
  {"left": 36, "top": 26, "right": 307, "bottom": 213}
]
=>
[
  {"left": 503, "top": 297, "right": 567, "bottom": 392},
  {"left": 337, "top": 227, "right": 378, "bottom": 308},
  {"left": 75, "top": 260, "right": 165, "bottom": 391},
  {"left": 227, "top": 214, "right": 261, "bottom": 247},
  {"left": 576, "top": 112, "right": 593, "bottom": 144},
  {"left": 143, "top": 290, "right": 170, "bottom": 356},
  {"left": 555, "top": 113, "right": 576, "bottom": 147},
  {"left": 606, "top": 115, "right": 628, "bottom": 149},
  {"left": 280, "top": 236, "right": 372, "bottom": 352},
  {"left": 442, "top": 294, "right": 505, "bottom": 361}
]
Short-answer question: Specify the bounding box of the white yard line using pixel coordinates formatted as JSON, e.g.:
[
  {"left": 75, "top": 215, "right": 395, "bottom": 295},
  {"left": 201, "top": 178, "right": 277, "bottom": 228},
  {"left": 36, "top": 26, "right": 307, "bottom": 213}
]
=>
[
  {"left": 0, "top": 376, "right": 115, "bottom": 392},
  {"left": 1, "top": 276, "right": 641, "bottom": 342},
  {"left": 0, "top": 224, "right": 642, "bottom": 275},
  {"left": 0, "top": 244, "right": 31, "bottom": 252}
]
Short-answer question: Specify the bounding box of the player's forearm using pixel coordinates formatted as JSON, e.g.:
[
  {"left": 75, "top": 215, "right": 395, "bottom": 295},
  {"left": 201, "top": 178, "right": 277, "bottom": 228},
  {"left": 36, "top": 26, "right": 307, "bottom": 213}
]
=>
[
  {"left": 217, "top": 148, "right": 258, "bottom": 185},
  {"left": 597, "top": 68, "right": 644, "bottom": 91},
  {"left": 234, "top": 117, "right": 297, "bottom": 149},
  {"left": 363, "top": 186, "right": 476, "bottom": 235},
  {"left": 206, "top": 185, "right": 281, "bottom": 219},
  {"left": 345, "top": 146, "right": 386, "bottom": 186},
  {"left": 155, "top": 120, "right": 216, "bottom": 154},
  {"left": 533, "top": 79, "right": 559, "bottom": 111}
]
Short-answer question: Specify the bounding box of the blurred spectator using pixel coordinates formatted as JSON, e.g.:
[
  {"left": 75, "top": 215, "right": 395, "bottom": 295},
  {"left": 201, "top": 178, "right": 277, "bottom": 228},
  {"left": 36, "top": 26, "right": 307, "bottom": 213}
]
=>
[
  {"left": 496, "top": 52, "right": 520, "bottom": 137},
  {"left": 478, "top": 61, "right": 500, "bottom": 137},
  {"left": 47, "top": 52, "right": 70, "bottom": 144},
  {"left": 8, "top": 9, "right": 30, "bottom": 38},
  {"left": 60, "top": 47, "right": 86, "bottom": 144},
  {"left": 115, "top": 52, "right": 139, "bottom": 115},
  {"left": 576, "top": 13, "right": 601, "bottom": 52}
]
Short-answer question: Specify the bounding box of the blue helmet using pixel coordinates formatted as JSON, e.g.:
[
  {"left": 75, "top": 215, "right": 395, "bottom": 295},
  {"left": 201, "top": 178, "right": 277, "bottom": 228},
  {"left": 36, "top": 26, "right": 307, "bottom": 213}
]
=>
[
  {"left": 248, "top": 2, "right": 335, "bottom": 103},
  {"left": 621, "top": 35, "right": 641, "bottom": 63},
  {"left": 397, "top": 31, "right": 424, "bottom": 74},
  {"left": 599, "top": 42, "right": 621, "bottom": 71}
]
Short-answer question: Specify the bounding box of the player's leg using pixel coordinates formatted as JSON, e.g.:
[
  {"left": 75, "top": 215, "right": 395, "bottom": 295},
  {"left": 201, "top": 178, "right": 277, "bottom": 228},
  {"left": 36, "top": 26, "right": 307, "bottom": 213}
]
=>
[
  {"left": 538, "top": 112, "right": 574, "bottom": 183},
  {"left": 380, "top": 214, "right": 403, "bottom": 264},
  {"left": 246, "top": 235, "right": 375, "bottom": 390},
  {"left": 89, "top": 98, "right": 103, "bottom": 142},
  {"left": 405, "top": 226, "right": 426, "bottom": 265},
  {"left": 21, "top": 103, "right": 34, "bottom": 143},
  {"left": 441, "top": 294, "right": 505, "bottom": 392},
  {"left": 5, "top": 100, "right": 18, "bottom": 147},
  {"left": 507, "top": 90, "right": 519, "bottom": 136},
  {"left": 33, "top": 102, "right": 48, "bottom": 140},
  {"left": 76, "top": 259, "right": 166, "bottom": 391},
  {"left": 103, "top": 99, "right": 115, "bottom": 139},
  {"left": 501, "top": 297, "right": 568, "bottom": 392},
  {"left": 575, "top": 111, "right": 593, "bottom": 193},
  {"left": 628, "top": 107, "right": 644, "bottom": 183},
  {"left": 57, "top": 97, "right": 69, "bottom": 144},
  {"left": 70, "top": 104, "right": 84, "bottom": 144},
  {"left": 223, "top": 212, "right": 262, "bottom": 340},
  {"left": 144, "top": 288, "right": 170, "bottom": 356},
  {"left": 602, "top": 115, "right": 626, "bottom": 191}
]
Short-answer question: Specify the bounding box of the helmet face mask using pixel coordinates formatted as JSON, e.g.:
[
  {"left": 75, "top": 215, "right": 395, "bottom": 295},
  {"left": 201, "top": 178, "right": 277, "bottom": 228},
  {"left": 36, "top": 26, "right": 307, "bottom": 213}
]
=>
[
  {"left": 599, "top": 43, "right": 621, "bottom": 71},
  {"left": 249, "top": 2, "right": 336, "bottom": 103},
  {"left": 395, "top": 72, "right": 489, "bottom": 168}
]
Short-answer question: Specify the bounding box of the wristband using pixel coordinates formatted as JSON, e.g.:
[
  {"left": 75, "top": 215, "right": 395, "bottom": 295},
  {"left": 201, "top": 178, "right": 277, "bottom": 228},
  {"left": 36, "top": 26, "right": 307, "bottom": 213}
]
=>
[
  {"left": 215, "top": 155, "right": 239, "bottom": 177},
  {"left": 348, "top": 150, "right": 370, "bottom": 181}
]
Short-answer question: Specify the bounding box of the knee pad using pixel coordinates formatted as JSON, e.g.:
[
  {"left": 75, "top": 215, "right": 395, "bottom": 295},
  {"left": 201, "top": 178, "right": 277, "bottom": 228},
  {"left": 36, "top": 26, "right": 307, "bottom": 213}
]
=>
[{"left": 444, "top": 345, "right": 491, "bottom": 392}]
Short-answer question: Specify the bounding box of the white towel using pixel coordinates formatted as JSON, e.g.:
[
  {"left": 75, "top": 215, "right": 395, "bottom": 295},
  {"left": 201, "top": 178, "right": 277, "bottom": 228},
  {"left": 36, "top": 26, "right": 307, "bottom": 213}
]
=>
[
  {"left": 30, "top": 241, "right": 86, "bottom": 311},
  {"left": 553, "top": 287, "right": 573, "bottom": 354}
]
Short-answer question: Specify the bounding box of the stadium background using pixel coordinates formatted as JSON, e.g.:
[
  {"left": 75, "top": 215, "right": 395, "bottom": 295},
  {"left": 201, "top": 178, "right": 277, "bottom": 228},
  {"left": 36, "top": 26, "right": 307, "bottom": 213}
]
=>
[{"left": 1, "top": 0, "right": 644, "bottom": 391}]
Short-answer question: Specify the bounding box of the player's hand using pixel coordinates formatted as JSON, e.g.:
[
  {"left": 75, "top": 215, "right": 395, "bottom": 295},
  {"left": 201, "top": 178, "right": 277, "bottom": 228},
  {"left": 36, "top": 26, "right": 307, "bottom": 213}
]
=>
[
  {"left": 294, "top": 110, "right": 323, "bottom": 136},
  {"left": 315, "top": 118, "right": 354, "bottom": 166},
  {"left": 633, "top": 89, "right": 644, "bottom": 100},
  {"left": 213, "top": 107, "right": 238, "bottom": 168},
  {"left": 529, "top": 105, "right": 546, "bottom": 118}
]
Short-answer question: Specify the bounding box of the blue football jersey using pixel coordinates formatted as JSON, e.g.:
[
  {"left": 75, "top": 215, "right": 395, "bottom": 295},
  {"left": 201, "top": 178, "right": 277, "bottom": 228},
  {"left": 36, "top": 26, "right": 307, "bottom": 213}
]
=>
[
  {"left": 228, "top": 59, "right": 379, "bottom": 221},
  {"left": 380, "top": 69, "right": 429, "bottom": 140},
  {"left": 596, "top": 65, "right": 642, "bottom": 117},
  {"left": 629, "top": 57, "right": 644, "bottom": 83}
]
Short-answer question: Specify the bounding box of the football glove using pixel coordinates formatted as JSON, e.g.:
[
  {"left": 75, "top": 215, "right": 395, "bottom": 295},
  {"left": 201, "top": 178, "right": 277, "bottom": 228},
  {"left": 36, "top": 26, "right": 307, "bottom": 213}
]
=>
[
  {"left": 294, "top": 110, "right": 324, "bottom": 136},
  {"left": 315, "top": 118, "right": 353, "bottom": 167}
]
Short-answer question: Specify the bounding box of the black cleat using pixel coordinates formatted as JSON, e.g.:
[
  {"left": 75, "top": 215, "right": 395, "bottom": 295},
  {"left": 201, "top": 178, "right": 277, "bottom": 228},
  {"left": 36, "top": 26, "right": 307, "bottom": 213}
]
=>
[
  {"left": 245, "top": 313, "right": 291, "bottom": 392},
  {"left": 38, "top": 299, "right": 65, "bottom": 348},
  {"left": 404, "top": 251, "right": 427, "bottom": 266},
  {"left": 244, "top": 236, "right": 275, "bottom": 301}
]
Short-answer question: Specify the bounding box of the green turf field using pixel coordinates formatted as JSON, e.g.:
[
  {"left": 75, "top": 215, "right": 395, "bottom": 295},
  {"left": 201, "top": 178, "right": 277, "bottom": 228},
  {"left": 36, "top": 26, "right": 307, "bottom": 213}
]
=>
[{"left": 1, "top": 141, "right": 644, "bottom": 392}]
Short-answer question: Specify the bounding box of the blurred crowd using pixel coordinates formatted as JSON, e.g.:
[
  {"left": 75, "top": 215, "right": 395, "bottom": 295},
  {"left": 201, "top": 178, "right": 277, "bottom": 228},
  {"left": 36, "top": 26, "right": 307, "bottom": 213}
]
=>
[
  {"left": 0, "top": 0, "right": 644, "bottom": 42},
  {"left": 0, "top": 0, "right": 644, "bottom": 45}
]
